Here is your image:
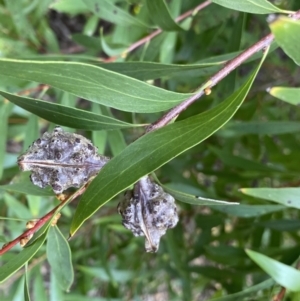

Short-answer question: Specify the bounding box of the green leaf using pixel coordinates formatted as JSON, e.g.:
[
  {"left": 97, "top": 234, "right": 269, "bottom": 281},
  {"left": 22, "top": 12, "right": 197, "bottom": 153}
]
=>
[
  {"left": 211, "top": 278, "right": 275, "bottom": 301},
  {"left": 100, "top": 61, "right": 219, "bottom": 81},
  {"left": 258, "top": 219, "right": 300, "bottom": 231},
  {"left": 0, "top": 37, "right": 33, "bottom": 58},
  {"left": 211, "top": 0, "right": 290, "bottom": 14},
  {"left": 145, "top": 0, "right": 183, "bottom": 31},
  {"left": 99, "top": 28, "right": 127, "bottom": 57},
  {"left": 99, "top": 42, "right": 277, "bottom": 80},
  {"left": 240, "top": 187, "right": 300, "bottom": 209},
  {"left": 209, "top": 146, "right": 280, "bottom": 172},
  {"left": 50, "top": 0, "right": 89, "bottom": 14},
  {"left": 0, "top": 59, "right": 192, "bottom": 113},
  {"left": 70, "top": 51, "right": 267, "bottom": 235},
  {"left": 77, "top": 266, "right": 134, "bottom": 283},
  {"left": 101, "top": 106, "right": 127, "bottom": 156},
  {"left": 4, "top": 193, "right": 32, "bottom": 219},
  {"left": 218, "top": 12, "right": 245, "bottom": 96},
  {"left": 50, "top": 270, "right": 64, "bottom": 301},
  {"left": 24, "top": 264, "right": 31, "bottom": 301},
  {"left": 212, "top": 204, "right": 285, "bottom": 218},
  {"left": 269, "top": 16, "right": 300, "bottom": 65},
  {"left": 107, "top": 130, "right": 127, "bottom": 156},
  {"left": 0, "top": 101, "right": 13, "bottom": 179},
  {"left": 268, "top": 87, "right": 300, "bottom": 105},
  {"left": 246, "top": 249, "right": 300, "bottom": 292},
  {"left": 47, "top": 226, "right": 74, "bottom": 291},
  {"left": 11, "top": 277, "right": 25, "bottom": 301},
  {"left": 0, "top": 172, "right": 53, "bottom": 196},
  {"left": 219, "top": 121, "right": 300, "bottom": 137},
  {"left": 82, "top": 0, "right": 148, "bottom": 27},
  {"left": 33, "top": 271, "right": 48, "bottom": 301},
  {"left": 91, "top": 104, "right": 107, "bottom": 154},
  {"left": 162, "top": 184, "right": 238, "bottom": 206},
  {"left": 4, "top": 1, "right": 39, "bottom": 46},
  {"left": 0, "top": 231, "right": 48, "bottom": 283},
  {"left": 23, "top": 114, "right": 39, "bottom": 153},
  {"left": 0, "top": 90, "right": 140, "bottom": 131}
]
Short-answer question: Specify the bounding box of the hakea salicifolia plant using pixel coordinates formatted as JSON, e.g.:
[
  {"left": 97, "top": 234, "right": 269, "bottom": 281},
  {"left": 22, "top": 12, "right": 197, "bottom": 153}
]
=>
[{"left": 17, "top": 126, "right": 179, "bottom": 252}]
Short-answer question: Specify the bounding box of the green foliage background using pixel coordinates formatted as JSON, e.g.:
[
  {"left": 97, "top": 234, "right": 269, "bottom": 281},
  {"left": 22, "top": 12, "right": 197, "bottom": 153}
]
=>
[{"left": 0, "top": 0, "right": 300, "bottom": 300}]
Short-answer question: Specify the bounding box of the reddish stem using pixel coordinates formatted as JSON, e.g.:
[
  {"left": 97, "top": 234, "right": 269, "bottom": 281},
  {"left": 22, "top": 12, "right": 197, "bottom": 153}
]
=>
[
  {"left": 104, "top": 1, "right": 211, "bottom": 62},
  {"left": 0, "top": 184, "right": 88, "bottom": 255},
  {"left": 272, "top": 287, "right": 286, "bottom": 301},
  {"left": 0, "top": 206, "right": 58, "bottom": 255}
]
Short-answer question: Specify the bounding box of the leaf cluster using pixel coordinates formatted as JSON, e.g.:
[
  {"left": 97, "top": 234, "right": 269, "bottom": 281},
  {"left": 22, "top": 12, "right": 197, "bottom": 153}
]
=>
[{"left": 0, "top": 0, "right": 300, "bottom": 300}]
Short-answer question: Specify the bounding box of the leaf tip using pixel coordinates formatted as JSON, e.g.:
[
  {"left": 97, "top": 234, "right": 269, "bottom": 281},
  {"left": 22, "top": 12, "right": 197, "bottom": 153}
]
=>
[{"left": 266, "top": 86, "right": 272, "bottom": 93}]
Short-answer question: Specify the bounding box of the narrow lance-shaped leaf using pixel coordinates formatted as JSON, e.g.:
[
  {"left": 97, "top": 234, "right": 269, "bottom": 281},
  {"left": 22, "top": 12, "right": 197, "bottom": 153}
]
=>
[
  {"left": 0, "top": 59, "right": 193, "bottom": 113},
  {"left": 212, "top": 204, "right": 285, "bottom": 218},
  {"left": 268, "top": 87, "right": 300, "bottom": 105},
  {"left": 246, "top": 249, "right": 300, "bottom": 292},
  {"left": 0, "top": 231, "right": 48, "bottom": 283},
  {"left": 92, "top": 104, "right": 107, "bottom": 154},
  {"left": 82, "top": 0, "right": 149, "bottom": 27},
  {"left": 17, "top": 45, "right": 277, "bottom": 81},
  {"left": 70, "top": 49, "right": 269, "bottom": 235},
  {"left": 219, "top": 121, "right": 300, "bottom": 137},
  {"left": 210, "top": 278, "right": 275, "bottom": 301},
  {"left": 23, "top": 114, "right": 39, "bottom": 153},
  {"left": 99, "top": 61, "right": 219, "bottom": 81},
  {"left": 269, "top": 16, "right": 300, "bottom": 66},
  {"left": 99, "top": 44, "right": 278, "bottom": 80},
  {"left": 209, "top": 145, "right": 280, "bottom": 172},
  {"left": 101, "top": 105, "right": 127, "bottom": 155},
  {"left": 240, "top": 187, "right": 300, "bottom": 209},
  {"left": 161, "top": 183, "right": 239, "bottom": 206},
  {"left": 24, "top": 264, "right": 32, "bottom": 301},
  {"left": 0, "top": 90, "right": 142, "bottom": 131},
  {"left": 47, "top": 226, "right": 74, "bottom": 291},
  {"left": 145, "top": 0, "right": 183, "bottom": 31},
  {"left": 0, "top": 101, "right": 13, "bottom": 179},
  {"left": 211, "top": 0, "right": 291, "bottom": 14}
]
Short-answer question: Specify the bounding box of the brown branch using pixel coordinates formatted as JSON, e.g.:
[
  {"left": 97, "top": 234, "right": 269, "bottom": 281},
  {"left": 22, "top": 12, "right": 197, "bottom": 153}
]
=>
[
  {"left": 0, "top": 182, "right": 88, "bottom": 256},
  {"left": 104, "top": 1, "right": 212, "bottom": 62},
  {"left": 272, "top": 287, "right": 286, "bottom": 301},
  {"left": 146, "top": 9, "right": 300, "bottom": 132}
]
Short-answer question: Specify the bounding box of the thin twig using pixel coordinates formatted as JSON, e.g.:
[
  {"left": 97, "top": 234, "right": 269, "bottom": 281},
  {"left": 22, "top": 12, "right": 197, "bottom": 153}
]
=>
[
  {"left": 0, "top": 183, "right": 88, "bottom": 256},
  {"left": 147, "top": 9, "right": 300, "bottom": 132},
  {"left": 272, "top": 287, "right": 286, "bottom": 301},
  {"left": 104, "top": 1, "right": 212, "bottom": 62}
]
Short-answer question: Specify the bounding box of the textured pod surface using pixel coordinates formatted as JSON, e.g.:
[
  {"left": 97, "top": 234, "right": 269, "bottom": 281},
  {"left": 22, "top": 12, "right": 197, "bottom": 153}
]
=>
[
  {"left": 118, "top": 176, "right": 178, "bottom": 252},
  {"left": 18, "top": 126, "right": 110, "bottom": 194}
]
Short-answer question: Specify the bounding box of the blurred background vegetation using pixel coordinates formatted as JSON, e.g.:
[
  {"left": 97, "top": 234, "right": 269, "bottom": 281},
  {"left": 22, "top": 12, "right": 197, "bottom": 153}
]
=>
[{"left": 0, "top": 0, "right": 300, "bottom": 300}]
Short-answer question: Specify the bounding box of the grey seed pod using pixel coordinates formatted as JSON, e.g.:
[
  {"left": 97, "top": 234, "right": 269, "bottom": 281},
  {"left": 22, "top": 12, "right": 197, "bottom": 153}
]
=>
[
  {"left": 18, "top": 126, "right": 110, "bottom": 194},
  {"left": 118, "top": 176, "right": 178, "bottom": 253}
]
